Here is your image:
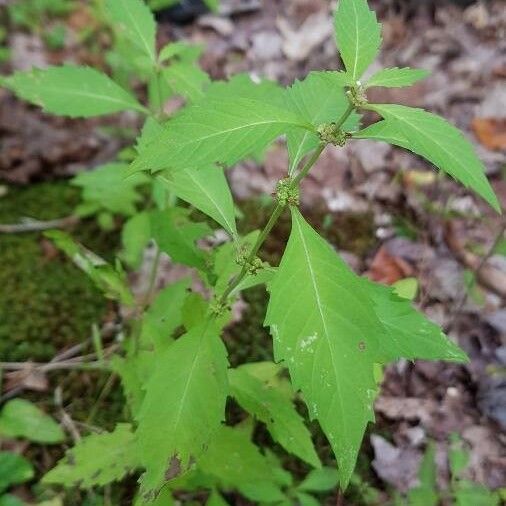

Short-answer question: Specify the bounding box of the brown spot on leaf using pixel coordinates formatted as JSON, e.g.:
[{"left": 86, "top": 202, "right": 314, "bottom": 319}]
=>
[{"left": 164, "top": 455, "right": 182, "bottom": 481}]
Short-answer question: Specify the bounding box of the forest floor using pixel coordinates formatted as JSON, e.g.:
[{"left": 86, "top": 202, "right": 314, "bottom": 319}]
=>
[{"left": 0, "top": 0, "right": 504, "bottom": 504}]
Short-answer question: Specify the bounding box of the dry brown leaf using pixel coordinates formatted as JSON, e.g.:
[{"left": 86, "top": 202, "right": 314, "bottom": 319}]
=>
[
  {"left": 366, "top": 246, "right": 414, "bottom": 284},
  {"left": 472, "top": 118, "right": 506, "bottom": 151}
]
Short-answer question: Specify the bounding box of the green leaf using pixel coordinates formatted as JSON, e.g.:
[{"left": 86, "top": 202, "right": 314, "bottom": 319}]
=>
[
  {"left": 136, "top": 322, "right": 228, "bottom": 499},
  {"left": 407, "top": 443, "right": 438, "bottom": 506},
  {"left": 334, "top": 0, "right": 382, "bottom": 81},
  {"left": 43, "top": 424, "right": 139, "bottom": 488},
  {"left": 365, "top": 67, "right": 429, "bottom": 88},
  {"left": 454, "top": 481, "right": 499, "bottom": 506},
  {"left": 198, "top": 425, "right": 285, "bottom": 500},
  {"left": 45, "top": 231, "right": 134, "bottom": 306},
  {"left": 141, "top": 277, "right": 191, "bottom": 351},
  {"left": 0, "top": 452, "right": 34, "bottom": 493},
  {"left": 298, "top": 467, "right": 339, "bottom": 492},
  {"left": 159, "top": 42, "right": 203, "bottom": 64},
  {"left": 2, "top": 66, "right": 146, "bottom": 117},
  {"left": 206, "top": 490, "right": 230, "bottom": 506},
  {"left": 392, "top": 277, "right": 418, "bottom": 301},
  {"left": 365, "top": 104, "right": 500, "bottom": 211},
  {"left": 229, "top": 366, "right": 320, "bottom": 468},
  {"left": 265, "top": 208, "right": 387, "bottom": 488},
  {"left": 162, "top": 63, "right": 210, "bottom": 103},
  {"left": 111, "top": 351, "right": 154, "bottom": 417},
  {"left": 0, "top": 494, "right": 25, "bottom": 506},
  {"left": 73, "top": 162, "right": 148, "bottom": 216},
  {"left": 121, "top": 212, "right": 151, "bottom": 268},
  {"left": 0, "top": 399, "right": 64, "bottom": 444},
  {"left": 296, "top": 492, "right": 321, "bottom": 506},
  {"left": 130, "top": 98, "right": 312, "bottom": 175},
  {"left": 353, "top": 119, "right": 410, "bottom": 148},
  {"left": 285, "top": 71, "right": 360, "bottom": 173},
  {"left": 150, "top": 209, "right": 211, "bottom": 271},
  {"left": 449, "top": 433, "right": 470, "bottom": 477},
  {"left": 363, "top": 280, "right": 468, "bottom": 363},
  {"left": 157, "top": 165, "right": 238, "bottom": 239},
  {"left": 105, "top": 0, "right": 156, "bottom": 63}
]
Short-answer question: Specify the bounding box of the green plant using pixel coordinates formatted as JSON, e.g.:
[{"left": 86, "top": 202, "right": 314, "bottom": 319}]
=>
[
  {"left": 401, "top": 437, "right": 500, "bottom": 506},
  {"left": 1, "top": 0, "right": 500, "bottom": 504}
]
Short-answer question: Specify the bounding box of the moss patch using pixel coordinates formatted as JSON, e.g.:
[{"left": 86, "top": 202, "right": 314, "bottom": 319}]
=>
[{"left": 0, "top": 181, "right": 118, "bottom": 361}]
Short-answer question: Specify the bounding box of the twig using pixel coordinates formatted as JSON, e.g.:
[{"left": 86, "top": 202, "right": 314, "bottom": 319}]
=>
[{"left": 0, "top": 215, "right": 78, "bottom": 233}]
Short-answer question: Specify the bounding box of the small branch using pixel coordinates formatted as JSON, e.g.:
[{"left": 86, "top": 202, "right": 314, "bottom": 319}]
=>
[{"left": 0, "top": 215, "right": 79, "bottom": 233}]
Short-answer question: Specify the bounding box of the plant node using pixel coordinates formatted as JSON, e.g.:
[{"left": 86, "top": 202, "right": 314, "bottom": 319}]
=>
[
  {"left": 275, "top": 178, "right": 300, "bottom": 207},
  {"left": 317, "top": 123, "right": 348, "bottom": 147},
  {"left": 347, "top": 83, "right": 368, "bottom": 108},
  {"left": 236, "top": 248, "right": 265, "bottom": 275},
  {"left": 209, "top": 297, "right": 230, "bottom": 317}
]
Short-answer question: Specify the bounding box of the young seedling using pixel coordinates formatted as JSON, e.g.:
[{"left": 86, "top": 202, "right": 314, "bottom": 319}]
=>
[{"left": 1, "top": 0, "right": 500, "bottom": 504}]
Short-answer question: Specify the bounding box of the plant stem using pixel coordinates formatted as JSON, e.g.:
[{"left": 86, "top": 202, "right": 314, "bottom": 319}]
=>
[
  {"left": 143, "top": 246, "right": 162, "bottom": 309},
  {"left": 219, "top": 203, "right": 284, "bottom": 303}
]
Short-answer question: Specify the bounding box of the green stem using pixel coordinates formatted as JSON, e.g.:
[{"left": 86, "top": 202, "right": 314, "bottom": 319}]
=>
[{"left": 218, "top": 102, "right": 356, "bottom": 305}]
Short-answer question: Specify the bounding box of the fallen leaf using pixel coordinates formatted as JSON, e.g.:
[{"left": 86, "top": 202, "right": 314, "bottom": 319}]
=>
[
  {"left": 472, "top": 118, "right": 506, "bottom": 151},
  {"left": 366, "top": 246, "right": 414, "bottom": 284}
]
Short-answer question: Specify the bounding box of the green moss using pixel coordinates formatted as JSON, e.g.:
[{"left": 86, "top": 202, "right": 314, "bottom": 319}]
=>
[{"left": 0, "top": 182, "right": 119, "bottom": 361}]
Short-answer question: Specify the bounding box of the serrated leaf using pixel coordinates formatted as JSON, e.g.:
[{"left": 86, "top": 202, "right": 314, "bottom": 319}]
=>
[
  {"left": 111, "top": 352, "right": 154, "bottom": 417},
  {"left": 353, "top": 119, "right": 410, "bottom": 148},
  {"left": 0, "top": 452, "right": 34, "bottom": 493},
  {"left": 2, "top": 66, "right": 146, "bottom": 117},
  {"left": 363, "top": 280, "right": 468, "bottom": 363},
  {"left": 198, "top": 425, "right": 285, "bottom": 499},
  {"left": 334, "top": 0, "right": 382, "bottom": 81},
  {"left": 296, "top": 492, "right": 321, "bottom": 506},
  {"left": 136, "top": 322, "right": 228, "bottom": 499},
  {"left": 105, "top": 0, "right": 156, "bottom": 63},
  {"left": 130, "top": 98, "right": 312, "bottom": 175},
  {"left": 43, "top": 424, "right": 139, "bottom": 488},
  {"left": 265, "top": 208, "right": 387, "bottom": 487},
  {"left": 298, "top": 467, "right": 339, "bottom": 492},
  {"left": 150, "top": 209, "right": 211, "bottom": 271},
  {"left": 365, "top": 104, "right": 500, "bottom": 211},
  {"left": 285, "top": 71, "right": 360, "bottom": 173},
  {"left": 162, "top": 63, "right": 210, "bottom": 103},
  {"left": 44, "top": 231, "right": 134, "bottom": 306},
  {"left": 73, "top": 162, "right": 148, "bottom": 216},
  {"left": 229, "top": 366, "right": 320, "bottom": 468},
  {"left": 157, "top": 165, "right": 238, "bottom": 239},
  {"left": 365, "top": 67, "right": 429, "bottom": 88},
  {"left": 0, "top": 399, "right": 64, "bottom": 444}
]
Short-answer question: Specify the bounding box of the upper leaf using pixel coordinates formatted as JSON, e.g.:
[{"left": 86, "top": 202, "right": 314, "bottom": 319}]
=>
[
  {"left": 362, "top": 104, "right": 500, "bottom": 211},
  {"left": 129, "top": 98, "right": 312, "bottom": 175},
  {"left": 365, "top": 67, "right": 429, "bottom": 88},
  {"left": 43, "top": 424, "right": 139, "bottom": 488},
  {"left": 0, "top": 399, "right": 64, "bottom": 444},
  {"left": 162, "top": 63, "right": 210, "bottom": 103},
  {"left": 1, "top": 66, "right": 146, "bottom": 117},
  {"left": 334, "top": 0, "right": 382, "bottom": 81},
  {"left": 229, "top": 366, "right": 320, "bottom": 468},
  {"left": 136, "top": 322, "right": 229, "bottom": 499},
  {"left": 105, "top": 0, "right": 156, "bottom": 63},
  {"left": 158, "top": 166, "right": 238, "bottom": 239},
  {"left": 265, "top": 208, "right": 387, "bottom": 487},
  {"left": 285, "top": 71, "right": 360, "bottom": 173}
]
